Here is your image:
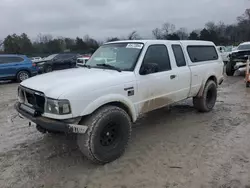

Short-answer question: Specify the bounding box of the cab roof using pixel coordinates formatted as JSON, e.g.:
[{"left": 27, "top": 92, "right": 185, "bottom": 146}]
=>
[
  {"left": 105, "top": 40, "right": 215, "bottom": 46},
  {"left": 0, "top": 54, "right": 26, "bottom": 57},
  {"left": 240, "top": 42, "right": 250, "bottom": 45}
]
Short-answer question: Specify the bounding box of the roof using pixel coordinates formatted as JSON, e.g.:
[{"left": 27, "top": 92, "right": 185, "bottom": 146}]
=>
[
  {"left": 105, "top": 40, "right": 215, "bottom": 46},
  {"left": 0, "top": 54, "right": 26, "bottom": 57},
  {"left": 240, "top": 42, "right": 250, "bottom": 45}
]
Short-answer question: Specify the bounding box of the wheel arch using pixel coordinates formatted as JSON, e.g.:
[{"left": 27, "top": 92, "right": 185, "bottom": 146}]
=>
[
  {"left": 15, "top": 69, "right": 31, "bottom": 78},
  {"left": 197, "top": 75, "right": 218, "bottom": 97},
  {"left": 80, "top": 95, "right": 137, "bottom": 122}
]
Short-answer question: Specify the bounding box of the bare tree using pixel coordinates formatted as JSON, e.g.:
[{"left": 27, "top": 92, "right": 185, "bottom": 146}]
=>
[
  {"left": 161, "top": 23, "right": 176, "bottom": 39},
  {"left": 106, "top": 37, "right": 120, "bottom": 42},
  {"left": 237, "top": 8, "right": 250, "bottom": 22},
  {"left": 162, "top": 23, "right": 175, "bottom": 35},
  {"left": 205, "top": 22, "right": 217, "bottom": 31},
  {"left": 152, "top": 28, "right": 163, "bottom": 39},
  {"left": 36, "top": 33, "right": 53, "bottom": 43},
  {"left": 176, "top": 27, "right": 188, "bottom": 40},
  {"left": 127, "top": 31, "right": 140, "bottom": 40},
  {"left": 0, "top": 40, "right": 3, "bottom": 51}
]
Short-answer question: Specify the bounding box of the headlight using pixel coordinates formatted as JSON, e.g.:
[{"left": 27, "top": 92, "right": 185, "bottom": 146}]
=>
[{"left": 45, "top": 98, "right": 71, "bottom": 115}]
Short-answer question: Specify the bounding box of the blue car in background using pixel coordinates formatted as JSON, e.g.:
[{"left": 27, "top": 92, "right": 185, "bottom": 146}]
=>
[{"left": 0, "top": 54, "right": 38, "bottom": 82}]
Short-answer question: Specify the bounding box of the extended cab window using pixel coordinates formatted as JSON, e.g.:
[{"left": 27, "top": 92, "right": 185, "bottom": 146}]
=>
[
  {"left": 172, "top": 45, "right": 186, "bottom": 67},
  {"left": 142, "top": 45, "right": 171, "bottom": 72},
  {"left": 187, "top": 46, "right": 218, "bottom": 63}
]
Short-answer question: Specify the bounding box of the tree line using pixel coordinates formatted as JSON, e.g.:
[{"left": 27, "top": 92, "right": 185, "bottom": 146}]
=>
[{"left": 1, "top": 8, "right": 249, "bottom": 57}]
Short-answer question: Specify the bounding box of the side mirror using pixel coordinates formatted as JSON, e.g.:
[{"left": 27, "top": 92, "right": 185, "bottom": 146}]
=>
[{"left": 140, "top": 63, "right": 159, "bottom": 75}]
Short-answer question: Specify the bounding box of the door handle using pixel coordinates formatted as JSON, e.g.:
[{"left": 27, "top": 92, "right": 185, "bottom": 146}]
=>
[{"left": 170, "top": 75, "right": 177, "bottom": 79}]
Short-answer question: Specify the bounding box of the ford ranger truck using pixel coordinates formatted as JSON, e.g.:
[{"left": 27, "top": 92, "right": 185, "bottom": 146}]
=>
[{"left": 16, "top": 40, "right": 224, "bottom": 164}]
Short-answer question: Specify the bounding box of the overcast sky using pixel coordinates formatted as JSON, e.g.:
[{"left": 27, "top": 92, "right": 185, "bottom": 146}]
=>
[{"left": 0, "top": 0, "right": 249, "bottom": 40}]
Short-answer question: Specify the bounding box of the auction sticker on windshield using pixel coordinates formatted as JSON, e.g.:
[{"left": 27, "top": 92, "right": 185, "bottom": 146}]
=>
[{"left": 126, "top": 43, "right": 143, "bottom": 49}]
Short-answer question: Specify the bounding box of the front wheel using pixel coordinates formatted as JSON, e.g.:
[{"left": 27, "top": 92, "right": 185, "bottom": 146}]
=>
[
  {"left": 77, "top": 106, "right": 132, "bottom": 164},
  {"left": 193, "top": 80, "right": 217, "bottom": 112}
]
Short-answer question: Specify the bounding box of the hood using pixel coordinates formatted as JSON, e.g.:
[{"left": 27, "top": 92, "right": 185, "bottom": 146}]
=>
[
  {"left": 231, "top": 49, "right": 250, "bottom": 54},
  {"left": 21, "top": 68, "right": 135, "bottom": 99}
]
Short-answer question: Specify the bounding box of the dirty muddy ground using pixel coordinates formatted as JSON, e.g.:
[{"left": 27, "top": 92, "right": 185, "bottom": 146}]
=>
[{"left": 1, "top": 76, "right": 250, "bottom": 188}]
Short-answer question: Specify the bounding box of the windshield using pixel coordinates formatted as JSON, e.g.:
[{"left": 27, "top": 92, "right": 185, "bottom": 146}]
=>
[
  {"left": 238, "top": 44, "right": 250, "bottom": 51},
  {"left": 44, "top": 54, "right": 58, "bottom": 60},
  {"left": 86, "top": 43, "right": 144, "bottom": 71}
]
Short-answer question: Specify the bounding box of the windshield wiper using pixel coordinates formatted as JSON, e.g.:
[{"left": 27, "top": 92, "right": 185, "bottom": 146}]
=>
[{"left": 96, "top": 63, "right": 122, "bottom": 72}]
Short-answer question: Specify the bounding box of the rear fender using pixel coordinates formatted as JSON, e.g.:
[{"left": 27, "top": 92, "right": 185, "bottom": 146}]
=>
[{"left": 197, "top": 74, "right": 217, "bottom": 97}]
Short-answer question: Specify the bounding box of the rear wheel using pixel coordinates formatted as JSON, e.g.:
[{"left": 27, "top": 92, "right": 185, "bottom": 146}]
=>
[
  {"left": 193, "top": 80, "right": 217, "bottom": 112},
  {"left": 77, "top": 106, "right": 132, "bottom": 164},
  {"left": 45, "top": 65, "right": 53, "bottom": 73},
  {"left": 226, "top": 61, "right": 236, "bottom": 76},
  {"left": 16, "top": 71, "right": 30, "bottom": 82}
]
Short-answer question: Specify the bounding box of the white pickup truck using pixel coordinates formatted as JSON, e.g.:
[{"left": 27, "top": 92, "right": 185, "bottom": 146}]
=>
[{"left": 16, "top": 40, "right": 224, "bottom": 164}]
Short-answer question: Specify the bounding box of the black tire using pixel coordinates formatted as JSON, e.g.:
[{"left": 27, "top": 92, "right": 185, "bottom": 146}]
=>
[
  {"left": 193, "top": 80, "right": 217, "bottom": 112},
  {"left": 16, "top": 70, "right": 30, "bottom": 82},
  {"left": 226, "top": 61, "right": 235, "bottom": 76},
  {"left": 70, "top": 63, "right": 76, "bottom": 68},
  {"left": 246, "top": 82, "right": 250, "bottom": 88},
  {"left": 45, "top": 65, "right": 53, "bottom": 73},
  {"left": 77, "top": 106, "right": 132, "bottom": 164}
]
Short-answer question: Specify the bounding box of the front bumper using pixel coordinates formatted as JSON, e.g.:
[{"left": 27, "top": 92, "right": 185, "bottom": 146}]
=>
[{"left": 15, "top": 102, "right": 87, "bottom": 134}]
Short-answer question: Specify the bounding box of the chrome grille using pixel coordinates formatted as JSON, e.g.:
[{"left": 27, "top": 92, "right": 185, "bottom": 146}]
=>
[{"left": 18, "top": 86, "right": 45, "bottom": 113}]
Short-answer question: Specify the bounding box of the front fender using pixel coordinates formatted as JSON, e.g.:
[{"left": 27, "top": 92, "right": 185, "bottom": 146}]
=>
[{"left": 80, "top": 94, "right": 137, "bottom": 122}]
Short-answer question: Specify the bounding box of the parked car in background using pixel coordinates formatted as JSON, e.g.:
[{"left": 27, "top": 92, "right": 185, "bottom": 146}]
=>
[
  {"left": 35, "top": 54, "right": 58, "bottom": 73},
  {"left": 226, "top": 42, "right": 250, "bottom": 76},
  {"left": 42, "top": 54, "right": 58, "bottom": 61},
  {"left": 0, "top": 54, "right": 38, "bottom": 82},
  {"left": 42, "top": 53, "right": 80, "bottom": 73},
  {"left": 76, "top": 56, "right": 90, "bottom": 66},
  {"left": 35, "top": 53, "right": 80, "bottom": 73},
  {"left": 217, "top": 46, "right": 231, "bottom": 64},
  {"left": 30, "top": 57, "right": 42, "bottom": 62}
]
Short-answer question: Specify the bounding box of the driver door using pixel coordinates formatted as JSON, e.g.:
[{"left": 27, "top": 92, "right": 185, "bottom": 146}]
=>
[{"left": 136, "top": 44, "right": 177, "bottom": 114}]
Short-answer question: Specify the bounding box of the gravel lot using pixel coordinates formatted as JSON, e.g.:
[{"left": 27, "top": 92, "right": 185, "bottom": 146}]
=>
[{"left": 1, "top": 76, "right": 250, "bottom": 188}]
